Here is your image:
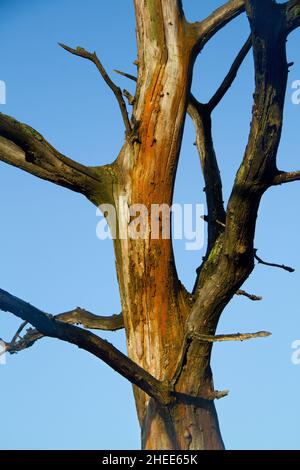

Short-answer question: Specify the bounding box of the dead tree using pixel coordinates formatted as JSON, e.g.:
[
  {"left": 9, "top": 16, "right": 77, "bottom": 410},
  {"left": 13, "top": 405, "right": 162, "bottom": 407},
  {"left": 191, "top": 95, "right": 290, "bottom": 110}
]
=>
[{"left": 1, "top": 0, "right": 300, "bottom": 449}]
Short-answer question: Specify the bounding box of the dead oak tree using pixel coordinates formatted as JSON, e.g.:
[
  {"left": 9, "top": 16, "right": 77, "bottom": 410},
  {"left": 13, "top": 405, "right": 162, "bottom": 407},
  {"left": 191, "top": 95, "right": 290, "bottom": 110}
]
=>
[{"left": 1, "top": 0, "right": 300, "bottom": 450}]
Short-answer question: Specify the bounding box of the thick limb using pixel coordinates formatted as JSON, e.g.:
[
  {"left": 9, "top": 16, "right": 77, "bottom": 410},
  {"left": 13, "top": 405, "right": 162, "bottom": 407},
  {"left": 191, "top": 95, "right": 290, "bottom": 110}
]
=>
[{"left": 0, "top": 113, "right": 114, "bottom": 205}]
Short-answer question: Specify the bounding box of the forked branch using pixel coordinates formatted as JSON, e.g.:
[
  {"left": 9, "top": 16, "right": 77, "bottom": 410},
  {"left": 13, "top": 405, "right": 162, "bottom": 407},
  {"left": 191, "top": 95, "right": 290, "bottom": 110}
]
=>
[
  {"left": 59, "top": 44, "right": 131, "bottom": 134},
  {"left": 2, "top": 310, "right": 124, "bottom": 355},
  {"left": 0, "top": 289, "right": 170, "bottom": 405}
]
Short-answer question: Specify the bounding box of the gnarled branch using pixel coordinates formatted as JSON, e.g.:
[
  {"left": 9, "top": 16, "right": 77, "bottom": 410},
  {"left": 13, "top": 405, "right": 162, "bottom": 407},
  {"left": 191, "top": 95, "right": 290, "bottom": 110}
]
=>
[
  {"left": 0, "top": 289, "right": 170, "bottom": 405},
  {"left": 59, "top": 44, "right": 132, "bottom": 134},
  {"left": 0, "top": 113, "right": 113, "bottom": 205},
  {"left": 56, "top": 308, "right": 124, "bottom": 331}
]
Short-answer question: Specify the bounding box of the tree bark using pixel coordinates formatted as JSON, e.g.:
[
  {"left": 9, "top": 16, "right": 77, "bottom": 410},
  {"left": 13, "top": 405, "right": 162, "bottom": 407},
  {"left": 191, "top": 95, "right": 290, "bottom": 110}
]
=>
[
  {"left": 1, "top": 0, "right": 297, "bottom": 451},
  {"left": 141, "top": 398, "right": 224, "bottom": 450},
  {"left": 105, "top": 0, "right": 224, "bottom": 450}
]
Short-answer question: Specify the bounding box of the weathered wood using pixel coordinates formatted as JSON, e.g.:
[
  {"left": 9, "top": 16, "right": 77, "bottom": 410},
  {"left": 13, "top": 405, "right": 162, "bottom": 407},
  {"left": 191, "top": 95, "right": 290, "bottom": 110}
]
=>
[{"left": 1, "top": 0, "right": 299, "bottom": 450}]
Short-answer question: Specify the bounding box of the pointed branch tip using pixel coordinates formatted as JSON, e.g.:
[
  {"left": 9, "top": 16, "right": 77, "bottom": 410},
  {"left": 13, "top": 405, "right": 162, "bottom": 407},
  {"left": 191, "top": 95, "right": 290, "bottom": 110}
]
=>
[
  {"left": 254, "top": 249, "right": 295, "bottom": 273},
  {"left": 113, "top": 69, "right": 137, "bottom": 82}
]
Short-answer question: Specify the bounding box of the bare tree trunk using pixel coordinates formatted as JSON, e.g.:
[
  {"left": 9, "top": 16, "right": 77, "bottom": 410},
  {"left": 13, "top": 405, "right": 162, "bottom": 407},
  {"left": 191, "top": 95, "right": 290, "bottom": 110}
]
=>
[
  {"left": 141, "top": 399, "right": 224, "bottom": 450},
  {"left": 2, "top": 0, "right": 299, "bottom": 451},
  {"left": 110, "top": 0, "right": 225, "bottom": 450}
]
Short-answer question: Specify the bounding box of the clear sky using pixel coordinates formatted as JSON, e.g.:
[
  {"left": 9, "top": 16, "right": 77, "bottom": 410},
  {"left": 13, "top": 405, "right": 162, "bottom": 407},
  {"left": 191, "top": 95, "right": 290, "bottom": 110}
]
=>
[{"left": 0, "top": 0, "right": 300, "bottom": 450}]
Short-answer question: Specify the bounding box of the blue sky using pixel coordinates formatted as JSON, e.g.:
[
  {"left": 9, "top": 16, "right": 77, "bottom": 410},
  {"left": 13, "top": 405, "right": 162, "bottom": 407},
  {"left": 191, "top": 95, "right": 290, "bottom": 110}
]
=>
[{"left": 0, "top": 0, "right": 300, "bottom": 450}]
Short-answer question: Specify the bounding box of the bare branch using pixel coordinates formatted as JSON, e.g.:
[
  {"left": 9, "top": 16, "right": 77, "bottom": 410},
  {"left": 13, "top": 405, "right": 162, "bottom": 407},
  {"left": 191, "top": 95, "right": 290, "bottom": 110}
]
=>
[
  {"left": 236, "top": 290, "right": 262, "bottom": 301},
  {"left": 207, "top": 35, "right": 252, "bottom": 112},
  {"left": 191, "top": 330, "right": 271, "bottom": 343},
  {"left": 188, "top": 98, "right": 225, "bottom": 255},
  {"left": 219, "top": 0, "right": 289, "bottom": 268},
  {"left": 195, "top": 0, "right": 245, "bottom": 46},
  {"left": 189, "top": 100, "right": 225, "bottom": 295},
  {"left": 273, "top": 170, "right": 300, "bottom": 186},
  {"left": 113, "top": 35, "right": 251, "bottom": 116},
  {"left": 176, "top": 389, "right": 230, "bottom": 401},
  {"left": 114, "top": 69, "right": 137, "bottom": 82},
  {"left": 57, "top": 308, "right": 124, "bottom": 330},
  {"left": 285, "top": 0, "right": 300, "bottom": 34},
  {"left": 0, "top": 288, "right": 171, "bottom": 405},
  {"left": 254, "top": 250, "right": 295, "bottom": 273},
  {"left": 1, "top": 328, "right": 42, "bottom": 355},
  {"left": 59, "top": 44, "right": 132, "bottom": 134},
  {"left": 3, "top": 309, "right": 124, "bottom": 355},
  {"left": 0, "top": 113, "right": 112, "bottom": 204},
  {"left": 170, "top": 328, "right": 270, "bottom": 389},
  {"left": 189, "top": 37, "right": 251, "bottom": 289},
  {"left": 174, "top": 1, "right": 291, "bottom": 396}
]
